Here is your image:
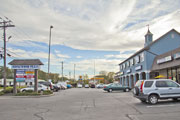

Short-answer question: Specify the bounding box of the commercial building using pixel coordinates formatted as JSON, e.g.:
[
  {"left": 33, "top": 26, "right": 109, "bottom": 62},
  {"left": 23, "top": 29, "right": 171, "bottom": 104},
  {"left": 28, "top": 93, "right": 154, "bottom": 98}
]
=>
[{"left": 117, "top": 28, "right": 180, "bottom": 88}]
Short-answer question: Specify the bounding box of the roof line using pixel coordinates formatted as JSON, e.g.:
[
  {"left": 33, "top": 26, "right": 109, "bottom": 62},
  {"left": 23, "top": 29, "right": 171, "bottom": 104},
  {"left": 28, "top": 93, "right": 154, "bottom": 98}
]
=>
[{"left": 119, "top": 28, "right": 180, "bottom": 65}]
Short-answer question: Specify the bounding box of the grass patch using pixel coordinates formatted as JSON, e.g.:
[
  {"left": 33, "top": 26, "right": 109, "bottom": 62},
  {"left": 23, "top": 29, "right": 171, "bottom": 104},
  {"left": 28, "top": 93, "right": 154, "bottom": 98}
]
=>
[
  {"left": 42, "top": 90, "right": 53, "bottom": 95},
  {"left": 0, "top": 91, "right": 4, "bottom": 96}
]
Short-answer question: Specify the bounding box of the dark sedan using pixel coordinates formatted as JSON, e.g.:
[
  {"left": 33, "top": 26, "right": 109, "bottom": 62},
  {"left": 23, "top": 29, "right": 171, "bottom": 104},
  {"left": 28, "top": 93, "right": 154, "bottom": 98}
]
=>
[{"left": 103, "top": 83, "right": 131, "bottom": 92}]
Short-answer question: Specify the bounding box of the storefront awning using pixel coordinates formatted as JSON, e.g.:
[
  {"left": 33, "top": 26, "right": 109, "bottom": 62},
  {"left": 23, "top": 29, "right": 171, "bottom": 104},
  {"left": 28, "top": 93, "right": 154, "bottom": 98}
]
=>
[
  {"left": 151, "top": 47, "right": 180, "bottom": 71},
  {"left": 154, "top": 75, "right": 166, "bottom": 78}
]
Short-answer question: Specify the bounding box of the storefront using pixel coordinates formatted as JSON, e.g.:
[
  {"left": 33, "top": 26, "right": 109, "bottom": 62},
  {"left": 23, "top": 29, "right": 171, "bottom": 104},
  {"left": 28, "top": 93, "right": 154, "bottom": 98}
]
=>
[{"left": 151, "top": 47, "right": 180, "bottom": 83}]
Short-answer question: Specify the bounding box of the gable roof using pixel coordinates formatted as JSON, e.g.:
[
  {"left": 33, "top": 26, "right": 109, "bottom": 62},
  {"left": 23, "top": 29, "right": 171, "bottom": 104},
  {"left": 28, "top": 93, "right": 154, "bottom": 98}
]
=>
[
  {"left": 119, "top": 29, "right": 180, "bottom": 65},
  {"left": 8, "top": 59, "right": 44, "bottom": 65}
]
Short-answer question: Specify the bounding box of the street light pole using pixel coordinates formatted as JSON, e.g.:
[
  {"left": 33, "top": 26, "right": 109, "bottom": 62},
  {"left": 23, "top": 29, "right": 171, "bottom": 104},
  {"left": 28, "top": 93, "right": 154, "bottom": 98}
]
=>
[{"left": 48, "top": 25, "right": 53, "bottom": 81}]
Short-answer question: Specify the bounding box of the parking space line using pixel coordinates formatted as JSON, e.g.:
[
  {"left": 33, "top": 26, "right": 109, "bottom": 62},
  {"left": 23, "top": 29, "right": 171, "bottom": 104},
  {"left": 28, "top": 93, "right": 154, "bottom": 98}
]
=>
[{"left": 147, "top": 104, "right": 175, "bottom": 108}]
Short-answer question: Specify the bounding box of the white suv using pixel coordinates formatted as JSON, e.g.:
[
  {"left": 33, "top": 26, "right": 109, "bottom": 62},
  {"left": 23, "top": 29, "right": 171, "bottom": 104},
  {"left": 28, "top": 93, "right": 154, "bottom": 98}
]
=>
[{"left": 133, "top": 79, "right": 180, "bottom": 104}]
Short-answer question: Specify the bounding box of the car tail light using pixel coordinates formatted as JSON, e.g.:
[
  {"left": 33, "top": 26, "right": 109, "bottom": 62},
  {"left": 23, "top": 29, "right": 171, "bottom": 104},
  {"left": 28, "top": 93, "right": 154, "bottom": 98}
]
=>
[
  {"left": 104, "top": 86, "right": 106, "bottom": 88},
  {"left": 140, "top": 81, "right": 144, "bottom": 93},
  {"left": 50, "top": 85, "right": 52, "bottom": 89}
]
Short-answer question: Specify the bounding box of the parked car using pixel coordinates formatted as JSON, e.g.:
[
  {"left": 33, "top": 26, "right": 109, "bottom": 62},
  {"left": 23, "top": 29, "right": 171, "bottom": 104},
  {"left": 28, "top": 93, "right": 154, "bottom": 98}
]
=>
[
  {"left": 67, "top": 84, "right": 72, "bottom": 89},
  {"left": 90, "top": 84, "right": 96, "bottom": 88},
  {"left": 77, "top": 84, "right": 83, "bottom": 88},
  {"left": 52, "top": 84, "right": 60, "bottom": 92},
  {"left": 20, "top": 84, "right": 49, "bottom": 92},
  {"left": 96, "top": 84, "right": 104, "bottom": 89},
  {"left": 84, "top": 84, "right": 89, "bottom": 88},
  {"left": 57, "top": 82, "right": 67, "bottom": 90},
  {"left": 103, "top": 83, "right": 131, "bottom": 92},
  {"left": 38, "top": 81, "right": 53, "bottom": 90},
  {"left": 133, "top": 79, "right": 180, "bottom": 104}
]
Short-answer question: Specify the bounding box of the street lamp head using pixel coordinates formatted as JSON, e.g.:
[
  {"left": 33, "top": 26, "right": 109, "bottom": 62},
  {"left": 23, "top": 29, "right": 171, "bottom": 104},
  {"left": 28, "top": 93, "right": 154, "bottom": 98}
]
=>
[
  {"left": 50, "top": 25, "right": 53, "bottom": 29},
  {"left": 8, "top": 36, "right": 12, "bottom": 40}
]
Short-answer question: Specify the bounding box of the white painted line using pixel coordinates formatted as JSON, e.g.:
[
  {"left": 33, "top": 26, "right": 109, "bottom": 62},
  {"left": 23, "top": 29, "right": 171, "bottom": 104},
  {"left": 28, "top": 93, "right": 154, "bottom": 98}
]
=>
[{"left": 147, "top": 104, "right": 175, "bottom": 108}]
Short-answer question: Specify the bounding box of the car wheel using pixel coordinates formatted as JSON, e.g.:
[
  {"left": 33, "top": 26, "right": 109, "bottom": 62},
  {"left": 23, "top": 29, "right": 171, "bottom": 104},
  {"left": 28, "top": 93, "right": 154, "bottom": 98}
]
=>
[
  {"left": 148, "top": 95, "right": 158, "bottom": 104},
  {"left": 22, "top": 90, "right": 26, "bottom": 92},
  {"left": 109, "top": 89, "right": 113, "bottom": 92},
  {"left": 124, "top": 88, "right": 129, "bottom": 92}
]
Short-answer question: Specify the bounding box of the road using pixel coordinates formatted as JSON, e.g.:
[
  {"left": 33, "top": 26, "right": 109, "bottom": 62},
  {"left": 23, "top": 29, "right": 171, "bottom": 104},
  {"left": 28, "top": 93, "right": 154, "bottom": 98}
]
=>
[{"left": 0, "top": 88, "right": 180, "bottom": 120}]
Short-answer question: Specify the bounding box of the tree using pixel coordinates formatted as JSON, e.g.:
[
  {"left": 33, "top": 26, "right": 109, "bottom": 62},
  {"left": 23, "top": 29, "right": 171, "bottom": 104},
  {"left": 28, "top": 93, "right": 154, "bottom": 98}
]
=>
[
  {"left": 107, "top": 72, "right": 115, "bottom": 83},
  {"left": 99, "top": 71, "right": 107, "bottom": 76},
  {"left": 0, "top": 66, "right": 14, "bottom": 79}
]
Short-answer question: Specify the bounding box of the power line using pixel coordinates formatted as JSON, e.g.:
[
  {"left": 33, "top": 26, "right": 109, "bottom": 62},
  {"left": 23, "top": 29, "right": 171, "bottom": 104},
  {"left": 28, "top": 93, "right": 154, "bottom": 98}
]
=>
[{"left": 0, "top": 17, "right": 15, "bottom": 90}]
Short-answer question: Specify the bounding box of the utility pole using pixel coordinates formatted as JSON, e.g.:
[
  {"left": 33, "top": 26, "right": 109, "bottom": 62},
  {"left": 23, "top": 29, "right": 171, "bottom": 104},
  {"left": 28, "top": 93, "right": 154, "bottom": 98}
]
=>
[
  {"left": 0, "top": 18, "right": 15, "bottom": 90},
  {"left": 94, "top": 60, "right": 95, "bottom": 84},
  {"left": 69, "top": 71, "right": 71, "bottom": 80},
  {"left": 74, "top": 64, "right": 76, "bottom": 82},
  {"left": 61, "top": 61, "right": 64, "bottom": 81}
]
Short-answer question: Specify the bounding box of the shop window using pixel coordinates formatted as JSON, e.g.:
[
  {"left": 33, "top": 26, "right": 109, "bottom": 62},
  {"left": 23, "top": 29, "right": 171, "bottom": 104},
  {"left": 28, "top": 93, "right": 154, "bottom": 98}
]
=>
[
  {"left": 168, "top": 68, "right": 177, "bottom": 82},
  {"left": 177, "top": 68, "right": 180, "bottom": 84},
  {"left": 168, "top": 68, "right": 172, "bottom": 79}
]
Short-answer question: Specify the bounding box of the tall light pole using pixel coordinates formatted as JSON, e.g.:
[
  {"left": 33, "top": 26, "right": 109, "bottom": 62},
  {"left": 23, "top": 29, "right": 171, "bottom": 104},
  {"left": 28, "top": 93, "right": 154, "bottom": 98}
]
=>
[{"left": 48, "top": 25, "right": 53, "bottom": 81}]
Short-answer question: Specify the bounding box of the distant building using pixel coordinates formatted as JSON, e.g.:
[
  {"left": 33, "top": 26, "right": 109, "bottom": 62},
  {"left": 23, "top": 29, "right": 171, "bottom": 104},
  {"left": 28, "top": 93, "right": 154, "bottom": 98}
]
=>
[{"left": 116, "top": 28, "right": 180, "bottom": 88}]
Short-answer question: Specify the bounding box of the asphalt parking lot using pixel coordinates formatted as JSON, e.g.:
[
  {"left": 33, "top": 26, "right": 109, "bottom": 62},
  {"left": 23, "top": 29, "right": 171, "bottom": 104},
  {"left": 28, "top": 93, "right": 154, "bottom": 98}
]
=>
[{"left": 0, "top": 88, "right": 180, "bottom": 120}]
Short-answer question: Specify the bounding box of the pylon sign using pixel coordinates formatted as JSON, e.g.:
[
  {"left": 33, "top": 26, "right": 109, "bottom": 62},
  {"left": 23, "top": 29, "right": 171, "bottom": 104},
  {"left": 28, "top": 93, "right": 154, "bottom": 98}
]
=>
[
  {"left": 79, "top": 75, "right": 82, "bottom": 80},
  {"left": 16, "top": 69, "right": 34, "bottom": 82}
]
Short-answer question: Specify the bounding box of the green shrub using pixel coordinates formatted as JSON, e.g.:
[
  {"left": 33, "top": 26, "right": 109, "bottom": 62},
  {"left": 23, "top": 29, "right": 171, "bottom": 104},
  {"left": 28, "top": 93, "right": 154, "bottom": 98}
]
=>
[
  {"left": 3, "top": 87, "right": 13, "bottom": 93},
  {"left": 42, "top": 90, "right": 53, "bottom": 95},
  {"left": 15, "top": 92, "right": 41, "bottom": 96},
  {"left": 0, "top": 91, "right": 4, "bottom": 96},
  {"left": 24, "top": 90, "right": 34, "bottom": 93}
]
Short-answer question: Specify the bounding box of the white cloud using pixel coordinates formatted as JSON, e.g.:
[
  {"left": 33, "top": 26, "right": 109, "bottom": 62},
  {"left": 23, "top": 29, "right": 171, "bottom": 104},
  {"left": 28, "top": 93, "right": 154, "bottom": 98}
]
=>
[
  {"left": 2, "top": 0, "right": 180, "bottom": 52},
  {"left": 105, "top": 52, "right": 134, "bottom": 59},
  {"left": 76, "top": 56, "right": 82, "bottom": 59},
  {"left": 54, "top": 50, "right": 70, "bottom": 59},
  {"left": 56, "top": 54, "right": 70, "bottom": 59}
]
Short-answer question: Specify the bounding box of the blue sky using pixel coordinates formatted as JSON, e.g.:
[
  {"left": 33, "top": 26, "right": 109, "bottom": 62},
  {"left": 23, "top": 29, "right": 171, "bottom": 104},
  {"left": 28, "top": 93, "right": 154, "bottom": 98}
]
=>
[{"left": 0, "top": 0, "right": 180, "bottom": 79}]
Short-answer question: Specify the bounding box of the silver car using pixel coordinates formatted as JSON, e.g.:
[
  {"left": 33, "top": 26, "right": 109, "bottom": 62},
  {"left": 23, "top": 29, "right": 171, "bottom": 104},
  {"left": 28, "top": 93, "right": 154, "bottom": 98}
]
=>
[{"left": 133, "top": 79, "right": 180, "bottom": 104}]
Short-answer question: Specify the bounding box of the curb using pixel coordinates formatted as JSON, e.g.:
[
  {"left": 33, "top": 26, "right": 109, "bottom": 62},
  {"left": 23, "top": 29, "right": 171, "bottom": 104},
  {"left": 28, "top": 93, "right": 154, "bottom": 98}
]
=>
[{"left": 11, "top": 93, "right": 55, "bottom": 98}]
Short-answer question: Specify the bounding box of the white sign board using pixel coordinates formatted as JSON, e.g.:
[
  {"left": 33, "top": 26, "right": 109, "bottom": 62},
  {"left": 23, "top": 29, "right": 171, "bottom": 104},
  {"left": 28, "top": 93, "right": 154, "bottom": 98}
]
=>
[
  {"left": 12, "top": 65, "right": 40, "bottom": 69},
  {"left": 174, "top": 53, "right": 180, "bottom": 59},
  {"left": 126, "top": 69, "right": 131, "bottom": 73},
  {"left": 135, "top": 65, "right": 142, "bottom": 71},
  {"left": 157, "top": 56, "right": 172, "bottom": 64}
]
